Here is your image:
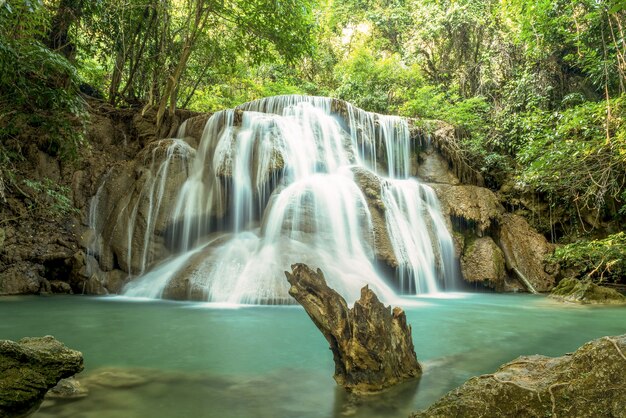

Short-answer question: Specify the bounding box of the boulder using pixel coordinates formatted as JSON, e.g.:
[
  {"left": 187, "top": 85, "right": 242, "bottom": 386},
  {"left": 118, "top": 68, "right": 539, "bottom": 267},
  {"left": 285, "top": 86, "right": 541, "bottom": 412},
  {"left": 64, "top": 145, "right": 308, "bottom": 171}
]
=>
[
  {"left": 498, "top": 213, "right": 557, "bottom": 292},
  {"left": 0, "top": 263, "right": 48, "bottom": 295},
  {"left": 549, "top": 278, "right": 626, "bottom": 305},
  {"left": 410, "top": 334, "right": 626, "bottom": 418},
  {"left": 0, "top": 336, "right": 84, "bottom": 417},
  {"left": 429, "top": 184, "right": 504, "bottom": 235},
  {"left": 460, "top": 237, "right": 506, "bottom": 290},
  {"left": 285, "top": 264, "right": 421, "bottom": 394}
]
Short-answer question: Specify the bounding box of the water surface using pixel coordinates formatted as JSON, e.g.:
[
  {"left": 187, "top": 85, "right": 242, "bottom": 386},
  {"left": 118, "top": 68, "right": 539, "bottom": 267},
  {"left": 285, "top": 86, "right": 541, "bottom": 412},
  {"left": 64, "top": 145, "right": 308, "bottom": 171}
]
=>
[{"left": 1, "top": 294, "right": 625, "bottom": 417}]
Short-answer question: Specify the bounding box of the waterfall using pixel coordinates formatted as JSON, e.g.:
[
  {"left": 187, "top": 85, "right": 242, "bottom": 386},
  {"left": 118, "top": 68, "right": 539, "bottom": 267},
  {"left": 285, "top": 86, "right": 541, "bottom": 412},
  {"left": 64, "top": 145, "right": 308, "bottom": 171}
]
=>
[{"left": 93, "top": 95, "right": 458, "bottom": 304}]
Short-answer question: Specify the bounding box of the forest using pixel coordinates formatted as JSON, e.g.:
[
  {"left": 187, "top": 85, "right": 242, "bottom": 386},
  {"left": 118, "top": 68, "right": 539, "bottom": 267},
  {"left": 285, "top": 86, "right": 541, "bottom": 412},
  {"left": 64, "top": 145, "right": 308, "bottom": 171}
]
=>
[{"left": 1, "top": 0, "right": 626, "bottom": 285}]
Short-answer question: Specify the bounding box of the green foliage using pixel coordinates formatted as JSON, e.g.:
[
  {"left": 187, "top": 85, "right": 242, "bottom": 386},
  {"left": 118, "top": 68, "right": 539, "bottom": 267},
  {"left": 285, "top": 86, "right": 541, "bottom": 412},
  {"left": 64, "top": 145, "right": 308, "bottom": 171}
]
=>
[
  {"left": 0, "top": 0, "right": 86, "bottom": 160},
  {"left": 549, "top": 233, "right": 626, "bottom": 284},
  {"left": 334, "top": 48, "right": 413, "bottom": 112},
  {"left": 22, "top": 177, "right": 79, "bottom": 217},
  {"left": 517, "top": 97, "right": 626, "bottom": 215}
]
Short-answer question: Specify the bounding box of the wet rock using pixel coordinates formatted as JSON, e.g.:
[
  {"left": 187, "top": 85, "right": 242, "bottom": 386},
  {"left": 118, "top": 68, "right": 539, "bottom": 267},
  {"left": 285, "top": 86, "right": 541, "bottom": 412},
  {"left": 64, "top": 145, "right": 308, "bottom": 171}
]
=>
[
  {"left": 351, "top": 168, "right": 398, "bottom": 269},
  {"left": 460, "top": 237, "right": 506, "bottom": 291},
  {"left": 179, "top": 114, "right": 211, "bottom": 144},
  {"left": 429, "top": 184, "right": 503, "bottom": 235},
  {"left": 498, "top": 213, "right": 557, "bottom": 292},
  {"left": 91, "top": 139, "right": 194, "bottom": 274},
  {"left": 0, "top": 336, "right": 84, "bottom": 417},
  {"left": 549, "top": 278, "right": 626, "bottom": 305},
  {"left": 82, "top": 368, "right": 149, "bottom": 389},
  {"left": 46, "top": 377, "right": 88, "bottom": 400},
  {"left": 410, "top": 334, "right": 626, "bottom": 418},
  {"left": 285, "top": 264, "right": 421, "bottom": 394}
]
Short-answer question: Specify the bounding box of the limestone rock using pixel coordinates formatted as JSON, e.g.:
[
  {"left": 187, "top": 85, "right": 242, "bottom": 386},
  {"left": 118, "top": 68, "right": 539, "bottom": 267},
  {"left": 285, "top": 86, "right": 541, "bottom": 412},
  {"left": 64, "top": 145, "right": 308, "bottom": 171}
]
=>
[
  {"left": 0, "top": 336, "right": 84, "bottom": 417},
  {"left": 498, "top": 213, "right": 557, "bottom": 292},
  {"left": 179, "top": 114, "right": 211, "bottom": 144},
  {"left": 351, "top": 167, "right": 398, "bottom": 269},
  {"left": 460, "top": 237, "right": 506, "bottom": 290},
  {"left": 285, "top": 264, "right": 421, "bottom": 394},
  {"left": 417, "top": 148, "right": 460, "bottom": 185},
  {"left": 429, "top": 184, "right": 504, "bottom": 235},
  {"left": 411, "top": 120, "right": 484, "bottom": 186},
  {"left": 410, "top": 334, "right": 626, "bottom": 418},
  {"left": 0, "top": 263, "right": 48, "bottom": 295},
  {"left": 549, "top": 278, "right": 626, "bottom": 305},
  {"left": 91, "top": 139, "right": 195, "bottom": 274}
]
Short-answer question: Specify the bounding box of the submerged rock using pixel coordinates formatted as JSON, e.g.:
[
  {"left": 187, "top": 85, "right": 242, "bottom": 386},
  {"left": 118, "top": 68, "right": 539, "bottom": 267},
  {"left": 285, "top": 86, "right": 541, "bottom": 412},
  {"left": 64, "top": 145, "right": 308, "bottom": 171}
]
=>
[
  {"left": 45, "top": 377, "right": 88, "bottom": 400},
  {"left": 549, "top": 278, "right": 626, "bottom": 305},
  {"left": 410, "top": 334, "right": 626, "bottom": 418},
  {"left": 0, "top": 336, "right": 84, "bottom": 417},
  {"left": 285, "top": 264, "right": 421, "bottom": 394}
]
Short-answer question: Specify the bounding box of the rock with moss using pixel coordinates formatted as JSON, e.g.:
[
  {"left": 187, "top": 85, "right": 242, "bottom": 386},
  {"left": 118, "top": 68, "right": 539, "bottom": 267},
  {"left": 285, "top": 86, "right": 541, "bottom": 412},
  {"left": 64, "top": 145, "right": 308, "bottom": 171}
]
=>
[
  {"left": 460, "top": 237, "right": 506, "bottom": 290},
  {"left": 0, "top": 336, "right": 84, "bottom": 418},
  {"left": 285, "top": 264, "right": 421, "bottom": 394},
  {"left": 549, "top": 278, "right": 626, "bottom": 305},
  {"left": 429, "top": 184, "right": 504, "bottom": 235},
  {"left": 498, "top": 213, "right": 557, "bottom": 292},
  {"left": 410, "top": 334, "right": 626, "bottom": 418}
]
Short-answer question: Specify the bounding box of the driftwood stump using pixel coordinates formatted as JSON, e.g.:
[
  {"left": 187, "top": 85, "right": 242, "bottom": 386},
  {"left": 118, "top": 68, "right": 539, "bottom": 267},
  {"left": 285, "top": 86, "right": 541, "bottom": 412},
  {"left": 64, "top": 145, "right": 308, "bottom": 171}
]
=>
[{"left": 285, "top": 263, "right": 421, "bottom": 393}]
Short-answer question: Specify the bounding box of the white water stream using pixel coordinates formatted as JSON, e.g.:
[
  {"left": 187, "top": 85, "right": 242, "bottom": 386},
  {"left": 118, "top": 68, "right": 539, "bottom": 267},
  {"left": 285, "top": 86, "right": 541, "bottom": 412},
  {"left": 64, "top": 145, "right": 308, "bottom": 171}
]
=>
[{"left": 93, "top": 95, "right": 457, "bottom": 304}]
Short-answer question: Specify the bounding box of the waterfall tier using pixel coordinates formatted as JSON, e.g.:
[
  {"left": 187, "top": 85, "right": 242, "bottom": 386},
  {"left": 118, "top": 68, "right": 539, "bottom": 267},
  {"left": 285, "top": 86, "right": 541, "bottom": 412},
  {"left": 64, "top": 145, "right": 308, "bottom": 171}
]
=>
[{"left": 89, "top": 95, "right": 458, "bottom": 304}]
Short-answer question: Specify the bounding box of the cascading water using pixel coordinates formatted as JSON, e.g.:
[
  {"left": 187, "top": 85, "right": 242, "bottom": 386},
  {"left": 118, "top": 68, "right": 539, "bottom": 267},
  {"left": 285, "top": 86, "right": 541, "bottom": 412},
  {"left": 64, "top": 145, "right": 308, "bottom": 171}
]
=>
[{"left": 94, "top": 95, "right": 458, "bottom": 304}]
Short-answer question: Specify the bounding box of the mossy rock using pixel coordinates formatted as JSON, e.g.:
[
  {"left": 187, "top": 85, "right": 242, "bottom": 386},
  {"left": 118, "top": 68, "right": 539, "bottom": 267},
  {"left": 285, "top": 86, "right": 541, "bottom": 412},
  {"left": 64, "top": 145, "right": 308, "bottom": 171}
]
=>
[
  {"left": 550, "top": 278, "right": 626, "bottom": 305},
  {"left": 411, "top": 334, "right": 626, "bottom": 417},
  {"left": 0, "top": 336, "right": 84, "bottom": 417}
]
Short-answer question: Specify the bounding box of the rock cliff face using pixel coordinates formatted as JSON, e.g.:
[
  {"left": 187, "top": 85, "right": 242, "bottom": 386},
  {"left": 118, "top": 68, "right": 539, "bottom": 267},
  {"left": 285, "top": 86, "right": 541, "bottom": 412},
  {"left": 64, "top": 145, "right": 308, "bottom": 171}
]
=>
[
  {"left": 1, "top": 98, "right": 560, "bottom": 296},
  {"left": 498, "top": 213, "right": 557, "bottom": 292},
  {"left": 421, "top": 132, "right": 557, "bottom": 293},
  {"left": 0, "top": 100, "right": 198, "bottom": 296},
  {"left": 410, "top": 334, "right": 626, "bottom": 418},
  {"left": 0, "top": 336, "right": 84, "bottom": 418},
  {"left": 285, "top": 263, "right": 421, "bottom": 393}
]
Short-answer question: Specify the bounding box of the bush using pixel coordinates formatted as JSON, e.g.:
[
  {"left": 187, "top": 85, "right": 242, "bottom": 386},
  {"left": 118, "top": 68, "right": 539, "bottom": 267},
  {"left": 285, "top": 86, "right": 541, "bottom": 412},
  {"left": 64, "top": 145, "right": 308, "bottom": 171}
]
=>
[{"left": 549, "top": 232, "right": 626, "bottom": 284}]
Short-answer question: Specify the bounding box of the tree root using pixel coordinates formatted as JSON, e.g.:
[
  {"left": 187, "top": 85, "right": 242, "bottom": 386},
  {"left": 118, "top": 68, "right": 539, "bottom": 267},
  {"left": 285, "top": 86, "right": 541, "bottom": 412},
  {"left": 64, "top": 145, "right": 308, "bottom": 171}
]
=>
[
  {"left": 605, "top": 337, "right": 626, "bottom": 361},
  {"left": 549, "top": 382, "right": 570, "bottom": 418},
  {"left": 480, "top": 374, "right": 542, "bottom": 402}
]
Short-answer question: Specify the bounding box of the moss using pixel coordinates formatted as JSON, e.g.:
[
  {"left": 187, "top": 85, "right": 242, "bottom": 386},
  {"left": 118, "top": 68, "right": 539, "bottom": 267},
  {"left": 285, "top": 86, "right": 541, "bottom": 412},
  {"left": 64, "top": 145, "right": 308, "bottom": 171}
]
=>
[{"left": 550, "top": 278, "right": 626, "bottom": 304}]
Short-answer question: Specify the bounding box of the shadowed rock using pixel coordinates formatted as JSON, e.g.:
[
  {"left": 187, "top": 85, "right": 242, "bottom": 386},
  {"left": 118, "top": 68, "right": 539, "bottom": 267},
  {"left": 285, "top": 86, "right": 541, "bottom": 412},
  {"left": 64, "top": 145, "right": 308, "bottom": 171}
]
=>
[
  {"left": 410, "top": 334, "right": 626, "bottom": 418},
  {"left": 0, "top": 336, "right": 84, "bottom": 417},
  {"left": 285, "top": 263, "right": 421, "bottom": 394}
]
